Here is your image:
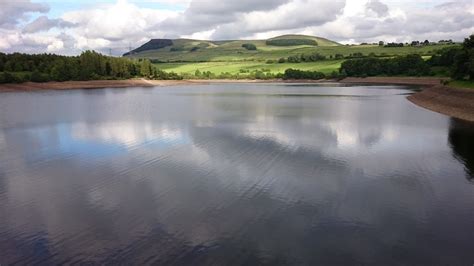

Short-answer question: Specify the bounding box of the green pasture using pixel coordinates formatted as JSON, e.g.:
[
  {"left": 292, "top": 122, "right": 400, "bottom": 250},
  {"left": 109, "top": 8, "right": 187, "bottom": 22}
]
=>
[{"left": 154, "top": 60, "right": 344, "bottom": 75}]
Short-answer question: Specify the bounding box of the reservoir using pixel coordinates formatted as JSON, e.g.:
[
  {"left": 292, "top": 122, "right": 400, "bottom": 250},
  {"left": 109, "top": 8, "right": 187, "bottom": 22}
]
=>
[{"left": 0, "top": 83, "right": 473, "bottom": 265}]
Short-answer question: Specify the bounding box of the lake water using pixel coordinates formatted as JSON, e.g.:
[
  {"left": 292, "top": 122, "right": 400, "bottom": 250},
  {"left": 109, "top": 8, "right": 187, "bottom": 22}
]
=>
[{"left": 0, "top": 83, "right": 473, "bottom": 265}]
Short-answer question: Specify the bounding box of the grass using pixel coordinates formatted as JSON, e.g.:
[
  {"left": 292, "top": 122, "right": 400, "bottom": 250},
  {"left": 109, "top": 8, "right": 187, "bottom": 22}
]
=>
[
  {"left": 130, "top": 42, "right": 458, "bottom": 62},
  {"left": 449, "top": 80, "right": 474, "bottom": 89},
  {"left": 154, "top": 60, "right": 344, "bottom": 76},
  {"left": 127, "top": 35, "right": 459, "bottom": 78}
]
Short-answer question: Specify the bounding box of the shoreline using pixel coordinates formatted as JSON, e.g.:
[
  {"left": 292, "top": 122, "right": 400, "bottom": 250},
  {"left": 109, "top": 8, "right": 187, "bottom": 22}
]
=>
[
  {"left": 407, "top": 85, "right": 474, "bottom": 122},
  {"left": 1, "top": 77, "right": 472, "bottom": 122},
  {"left": 0, "top": 77, "right": 446, "bottom": 93}
]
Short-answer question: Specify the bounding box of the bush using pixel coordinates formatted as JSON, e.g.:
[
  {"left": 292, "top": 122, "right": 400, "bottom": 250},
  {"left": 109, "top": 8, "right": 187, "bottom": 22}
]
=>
[
  {"left": 287, "top": 55, "right": 301, "bottom": 63},
  {"left": 242, "top": 43, "right": 257, "bottom": 50}
]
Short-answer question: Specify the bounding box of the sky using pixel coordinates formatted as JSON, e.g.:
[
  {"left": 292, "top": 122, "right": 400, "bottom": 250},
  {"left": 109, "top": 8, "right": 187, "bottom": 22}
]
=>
[{"left": 0, "top": 0, "right": 472, "bottom": 55}]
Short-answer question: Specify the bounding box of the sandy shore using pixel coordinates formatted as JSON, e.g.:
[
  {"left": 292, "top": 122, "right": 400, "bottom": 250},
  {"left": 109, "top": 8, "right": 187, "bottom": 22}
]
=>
[
  {"left": 1, "top": 77, "right": 472, "bottom": 122},
  {"left": 0, "top": 79, "right": 195, "bottom": 92},
  {"left": 0, "top": 79, "right": 289, "bottom": 93}
]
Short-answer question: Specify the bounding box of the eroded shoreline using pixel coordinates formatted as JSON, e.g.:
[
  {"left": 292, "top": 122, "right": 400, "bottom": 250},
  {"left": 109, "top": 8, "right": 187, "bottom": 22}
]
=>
[{"left": 1, "top": 77, "right": 473, "bottom": 122}]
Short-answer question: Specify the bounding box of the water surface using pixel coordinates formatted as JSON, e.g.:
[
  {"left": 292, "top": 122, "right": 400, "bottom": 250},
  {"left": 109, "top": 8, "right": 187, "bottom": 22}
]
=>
[{"left": 0, "top": 83, "right": 473, "bottom": 265}]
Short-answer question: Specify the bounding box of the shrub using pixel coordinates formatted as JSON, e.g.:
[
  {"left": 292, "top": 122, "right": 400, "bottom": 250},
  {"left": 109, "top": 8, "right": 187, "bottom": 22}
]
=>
[{"left": 242, "top": 43, "right": 257, "bottom": 50}]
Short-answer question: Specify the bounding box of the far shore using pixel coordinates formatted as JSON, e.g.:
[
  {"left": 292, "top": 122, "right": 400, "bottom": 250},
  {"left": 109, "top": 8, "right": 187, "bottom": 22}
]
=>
[
  {"left": 0, "top": 76, "right": 446, "bottom": 93},
  {"left": 0, "top": 77, "right": 472, "bottom": 122}
]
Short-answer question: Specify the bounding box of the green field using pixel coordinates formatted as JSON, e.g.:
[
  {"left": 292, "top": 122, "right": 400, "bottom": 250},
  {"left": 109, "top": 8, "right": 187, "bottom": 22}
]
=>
[
  {"left": 125, "top": 34, "right": 459, "bottom": 78},
  {"left": 134, "top": 43, "right": 456, "bottom": 62},
  {"left": 154, "top": 60, "right": 344, "bottom": 76}
]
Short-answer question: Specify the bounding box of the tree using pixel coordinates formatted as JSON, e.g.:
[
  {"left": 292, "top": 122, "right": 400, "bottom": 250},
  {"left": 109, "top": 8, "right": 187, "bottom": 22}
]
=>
[
  {"left": 195, "top": 69, "right": 202, "bottom": 77},
  {"left": 452, "top": 35, "right": 474, "bottom": 80},
  {"left": 140, "top": 59, "right": 152, "bottom": 77}
]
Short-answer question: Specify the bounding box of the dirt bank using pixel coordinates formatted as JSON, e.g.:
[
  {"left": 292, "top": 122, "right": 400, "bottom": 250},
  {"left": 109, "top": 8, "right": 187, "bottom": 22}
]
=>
[
  {"left": 407, "top": 85, "right": 474, "bottom": 122},
  {"left": 0, "top": 79, "right": 200, "bottom": 92}
]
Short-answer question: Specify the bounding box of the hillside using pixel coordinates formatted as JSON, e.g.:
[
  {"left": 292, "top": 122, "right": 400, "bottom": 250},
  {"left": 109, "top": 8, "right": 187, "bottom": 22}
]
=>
[
  {"left": 123, "top": 34, "right": 459, "bottom": 78},
  {"left": 124, "top": 35, "right": 341, "bottom": 61}
]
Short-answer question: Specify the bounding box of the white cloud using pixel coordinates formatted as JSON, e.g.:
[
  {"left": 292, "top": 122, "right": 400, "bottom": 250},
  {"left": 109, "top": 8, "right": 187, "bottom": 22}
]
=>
[
  {"left": 0, "top": 0, "right": 472, "bottom": 55},
  {"left": 60, "top": 0, "right": 177, "bottom": 53},
  {"left": 0, "top": 0, "right": 49, "bottom": 28},
  {"left": 210, "top": 0, "right": 346, "bottom": 39},
  {"left": 23, "top": 16, "right": 75, "bottom": 33}
]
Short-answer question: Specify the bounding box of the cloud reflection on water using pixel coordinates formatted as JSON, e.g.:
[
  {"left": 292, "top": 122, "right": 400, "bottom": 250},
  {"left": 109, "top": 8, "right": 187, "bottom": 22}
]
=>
[{"left": 0, "top": 84, "right": 473, "bottom": 265}]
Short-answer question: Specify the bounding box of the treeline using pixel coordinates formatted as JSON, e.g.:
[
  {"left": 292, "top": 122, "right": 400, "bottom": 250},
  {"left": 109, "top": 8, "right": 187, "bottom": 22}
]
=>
[
  {"left": 340, "top": 35, "right": 473, "bottom": 80},
  {"left": 188, "top": 68, "right": 339, "bottom": 80},
  {"left": 277, "top": 52, "right": 385, "bottom": 64},
  {"left": 282, "top": 69, "right": 326, "bottom": 80},
  {"left": 380, "top": 39, "right": 454, "bottom": 47},
  {"left": 0, "top": 51, "right": 182, "bottom": 83},
  {"left": 340, "top": 54, "right": 430, "bottom": 76}
]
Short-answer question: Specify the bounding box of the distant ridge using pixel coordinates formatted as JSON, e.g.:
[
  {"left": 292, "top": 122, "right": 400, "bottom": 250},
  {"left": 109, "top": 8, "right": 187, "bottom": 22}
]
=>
[
  {"left": 123, "top": 34, "right": 341, "bottom": 57},
  {"left": 124, "top": 39, "right": 173, "bottom": 56}
]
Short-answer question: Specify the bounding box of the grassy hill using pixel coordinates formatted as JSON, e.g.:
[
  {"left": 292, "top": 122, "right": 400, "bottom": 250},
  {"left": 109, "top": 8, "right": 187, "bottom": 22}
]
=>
[
  {"left": 123, "top": 35, "right": 459, "bottom": 78},
  {"left": 124, "top": 35, "right": 341, "bottom": 62}
]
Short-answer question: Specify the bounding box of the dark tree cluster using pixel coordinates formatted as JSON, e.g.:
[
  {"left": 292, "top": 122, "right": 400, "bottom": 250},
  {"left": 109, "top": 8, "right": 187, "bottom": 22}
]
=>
[
  {"left": 242, "top": 43, "right": 257, "bottom": 50},
  {"left": 0, "top": 50, "right": 181, "bottom": 83},
  {"left": 285, "top": 53, "right": 326, "bottom": 63},
  {"left": 282, "top": 69, "right": 326, "bottom": 80},
  {"left": 438, "top": 39, "right": 454, "bottom": 44},
  {"left": 410, "top": 40, "right": 430, "bottom": 46},
  {"left": 281, "top": 52, "right": 365, "bottom": 64},
  {"left": 340, "top": 54, "right": 431, "bottom": 77},
  {"left": 384, "top": 42, "right": 404, "bottom": 47}
]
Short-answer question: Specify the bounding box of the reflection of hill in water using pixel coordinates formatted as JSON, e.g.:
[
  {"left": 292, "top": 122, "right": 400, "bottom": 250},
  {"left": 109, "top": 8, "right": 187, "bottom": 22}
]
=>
[{"left": 449, "top": 118, "right": 474, "bottom": 181}]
